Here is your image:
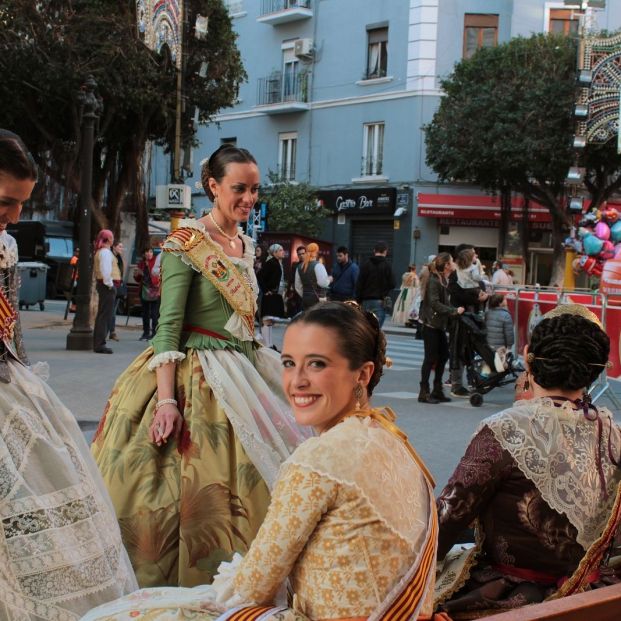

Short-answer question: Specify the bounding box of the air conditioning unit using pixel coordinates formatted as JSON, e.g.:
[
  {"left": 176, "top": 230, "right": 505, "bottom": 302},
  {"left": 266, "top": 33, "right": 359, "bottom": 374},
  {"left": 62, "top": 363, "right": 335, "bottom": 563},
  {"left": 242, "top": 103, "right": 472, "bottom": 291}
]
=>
[{"left": 294, "top": 38, "right": 314, "bottom": 58}]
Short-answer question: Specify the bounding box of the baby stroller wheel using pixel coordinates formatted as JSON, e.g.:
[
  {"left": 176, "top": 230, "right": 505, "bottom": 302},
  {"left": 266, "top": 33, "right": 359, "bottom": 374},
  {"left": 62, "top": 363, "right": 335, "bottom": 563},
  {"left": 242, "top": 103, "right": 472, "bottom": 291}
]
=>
[{"left": 469, "top": 392, "right": 484, "bottom": 407}]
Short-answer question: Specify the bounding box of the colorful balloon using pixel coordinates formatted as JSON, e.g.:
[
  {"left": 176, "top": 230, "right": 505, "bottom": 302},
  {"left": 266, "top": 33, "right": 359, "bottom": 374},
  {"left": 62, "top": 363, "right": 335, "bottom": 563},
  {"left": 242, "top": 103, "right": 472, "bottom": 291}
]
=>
[
  {"left": 583, "top": 234, "right": 604, "bottom": 256},
  {"left": 579, "top": 255, "right": 603, "bottom": 277},
  {"left": 595, "top": 221, "right": 611, "bottom": 240},
  {"left": 600, "top": 240, "right": 615, "bottom": 260},
  {"left": 611, "top": 221, "right": 621, "bottom": 243},
  {"left": 603, "top": 208, "right": 619, "bottom": 223}
]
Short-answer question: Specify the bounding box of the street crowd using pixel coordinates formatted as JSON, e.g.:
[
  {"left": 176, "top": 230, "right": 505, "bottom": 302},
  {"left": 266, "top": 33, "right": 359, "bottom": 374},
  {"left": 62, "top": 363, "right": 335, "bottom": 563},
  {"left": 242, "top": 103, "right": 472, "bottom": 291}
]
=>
[{"left": 1, "top": 133, "right": 620, "bottom": 621}]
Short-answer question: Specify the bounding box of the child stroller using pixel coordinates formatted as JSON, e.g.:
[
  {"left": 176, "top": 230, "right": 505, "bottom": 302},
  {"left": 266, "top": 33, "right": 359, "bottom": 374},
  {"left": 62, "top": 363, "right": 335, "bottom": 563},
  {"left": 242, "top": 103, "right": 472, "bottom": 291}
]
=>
[{"left": 450, "top": 312, "right": 520, "bottom": 407}]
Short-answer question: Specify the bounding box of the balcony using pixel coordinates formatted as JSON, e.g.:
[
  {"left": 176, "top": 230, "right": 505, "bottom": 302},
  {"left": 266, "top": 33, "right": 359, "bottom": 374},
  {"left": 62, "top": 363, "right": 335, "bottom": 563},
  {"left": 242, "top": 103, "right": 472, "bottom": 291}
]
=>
[
  {"left": 256, "top": 72, "right": 310, "bottom": 114},
  {"left": 258, "top": 0, "right": 312, "bottom": 26}
]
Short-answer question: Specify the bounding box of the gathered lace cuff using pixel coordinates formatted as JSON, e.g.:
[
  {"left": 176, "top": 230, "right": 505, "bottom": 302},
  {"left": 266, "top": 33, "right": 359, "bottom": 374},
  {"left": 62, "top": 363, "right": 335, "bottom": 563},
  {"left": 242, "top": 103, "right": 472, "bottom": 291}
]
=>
[
  {"left": 147, "top": 350, "right": 186, "bottom": 371},
  {"left": 213, "top": 553, "right": 255, "bottom": 608}
]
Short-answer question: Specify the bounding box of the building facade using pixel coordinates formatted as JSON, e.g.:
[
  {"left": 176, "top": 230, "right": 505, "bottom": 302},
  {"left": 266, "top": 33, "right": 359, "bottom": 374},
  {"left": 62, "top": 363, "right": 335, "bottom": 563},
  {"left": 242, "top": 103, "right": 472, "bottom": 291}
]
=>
[{"left": 148, "top": 0, "right": 621, "bottom": 281}]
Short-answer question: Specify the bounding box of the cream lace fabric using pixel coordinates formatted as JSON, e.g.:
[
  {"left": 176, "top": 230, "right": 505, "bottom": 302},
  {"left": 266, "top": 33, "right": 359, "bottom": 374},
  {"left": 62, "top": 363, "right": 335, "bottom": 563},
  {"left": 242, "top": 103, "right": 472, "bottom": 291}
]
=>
[
  {"left": 197, "top": 347, "right": 313, "bottom": 490},
  {"left": 483, "top": 398, "right": 621, "bottom": 550},
  {"left": 0, "top": 361, "right": 138, "bottom": 620}
]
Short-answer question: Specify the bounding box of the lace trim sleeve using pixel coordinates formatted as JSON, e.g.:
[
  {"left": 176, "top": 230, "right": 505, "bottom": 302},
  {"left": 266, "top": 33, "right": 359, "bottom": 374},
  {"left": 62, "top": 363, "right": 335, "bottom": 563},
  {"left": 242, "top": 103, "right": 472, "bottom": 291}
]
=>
[{"left": 147, "top": 350, "right": 186, "bottom": 371}]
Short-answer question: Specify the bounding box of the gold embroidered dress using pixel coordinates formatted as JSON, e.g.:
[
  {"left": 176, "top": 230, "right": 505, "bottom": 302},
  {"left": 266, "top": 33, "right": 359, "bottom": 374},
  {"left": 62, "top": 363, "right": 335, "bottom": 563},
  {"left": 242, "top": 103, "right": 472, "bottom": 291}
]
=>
[
  {"left": 82, "top": 413, "right": 438, "bottom": 621},
  {"left": 92, "top": 220, "right": 308, "bottom": 589},
  {"left": 0, "top": 231, "right": 137, "bottom": 621}
]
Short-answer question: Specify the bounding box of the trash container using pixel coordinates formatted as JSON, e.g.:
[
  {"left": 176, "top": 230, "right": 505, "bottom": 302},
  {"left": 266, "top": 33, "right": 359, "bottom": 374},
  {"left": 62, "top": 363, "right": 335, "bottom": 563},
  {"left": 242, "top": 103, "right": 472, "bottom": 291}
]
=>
[{"left": 17, "top": 261, "right": 48, "bottom": 311}]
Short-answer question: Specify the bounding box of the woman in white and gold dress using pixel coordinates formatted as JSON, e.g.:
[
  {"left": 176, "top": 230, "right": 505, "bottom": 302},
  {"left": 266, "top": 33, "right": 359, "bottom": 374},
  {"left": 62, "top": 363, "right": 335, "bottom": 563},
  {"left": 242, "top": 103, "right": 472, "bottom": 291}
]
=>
[
  {"left": 0, "top": 130, "right": 136, "bottom": 621},
  {"left": 82, "top": 302, "right": 439, "bottom": 621}
]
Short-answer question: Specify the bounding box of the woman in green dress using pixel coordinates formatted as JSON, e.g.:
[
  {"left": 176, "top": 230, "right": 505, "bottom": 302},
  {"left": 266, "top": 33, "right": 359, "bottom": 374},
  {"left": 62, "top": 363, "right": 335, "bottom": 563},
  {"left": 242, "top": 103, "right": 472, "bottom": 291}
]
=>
[{"left": 92, "top": 145, "right": 309, "bottom": 588}]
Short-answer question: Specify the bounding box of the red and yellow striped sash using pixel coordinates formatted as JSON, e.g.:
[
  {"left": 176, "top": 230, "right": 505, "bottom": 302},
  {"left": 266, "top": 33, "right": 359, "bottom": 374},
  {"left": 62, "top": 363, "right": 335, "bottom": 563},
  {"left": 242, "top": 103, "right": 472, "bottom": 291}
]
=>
[
  {"left": 216, "top": 605, "right": 287, "bottom": 621},
  {"left": 0, "top": 286, "right": 17, "bottom": 342}
]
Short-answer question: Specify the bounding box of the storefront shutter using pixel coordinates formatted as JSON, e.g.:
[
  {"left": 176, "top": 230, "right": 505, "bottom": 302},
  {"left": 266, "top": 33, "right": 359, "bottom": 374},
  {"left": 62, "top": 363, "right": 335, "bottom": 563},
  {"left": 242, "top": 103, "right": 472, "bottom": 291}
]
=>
[{"left": 350, "top": 220, "right": 394, "bottom": 267}]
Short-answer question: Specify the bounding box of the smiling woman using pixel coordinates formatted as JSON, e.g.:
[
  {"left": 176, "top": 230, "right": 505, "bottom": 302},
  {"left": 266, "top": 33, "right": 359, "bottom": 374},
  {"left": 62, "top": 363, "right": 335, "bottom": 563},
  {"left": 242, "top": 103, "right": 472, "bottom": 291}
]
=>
[
  {"left": 82, "top": 302, "right": 439, "bottom": 621},
  {"left": 91, "top": 144, "right": 310, "bottom": 590},
  {"left": 0, "top": 129, "right": 138, "bottom": 619}
]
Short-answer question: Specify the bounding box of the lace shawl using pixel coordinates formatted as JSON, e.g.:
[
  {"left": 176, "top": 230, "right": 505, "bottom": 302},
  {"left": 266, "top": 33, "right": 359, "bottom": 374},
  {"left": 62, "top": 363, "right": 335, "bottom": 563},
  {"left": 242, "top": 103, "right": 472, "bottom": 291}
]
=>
[
  {"left": 286, "top": 415, "right": 430, "bottom": 549},
  {"left": 481, "top": 398, "right": 621, "bottom": 549}
]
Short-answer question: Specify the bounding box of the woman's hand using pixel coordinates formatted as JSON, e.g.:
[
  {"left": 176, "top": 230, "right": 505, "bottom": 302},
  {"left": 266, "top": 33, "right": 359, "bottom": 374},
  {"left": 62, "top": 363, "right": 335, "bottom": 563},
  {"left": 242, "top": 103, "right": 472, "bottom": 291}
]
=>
[
  {"left": 457, "top": 306, "right": 465, "bottom": 315},
  {"left": 149, "top": 403, "right": 183, "bottom": 446}
]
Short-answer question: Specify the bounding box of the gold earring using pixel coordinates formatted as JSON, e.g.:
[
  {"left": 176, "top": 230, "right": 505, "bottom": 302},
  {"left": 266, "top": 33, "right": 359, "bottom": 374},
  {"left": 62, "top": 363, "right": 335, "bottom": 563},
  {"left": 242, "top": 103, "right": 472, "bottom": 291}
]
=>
[{"left": 354, "top": 384, "right": 364, "bottom": 411}]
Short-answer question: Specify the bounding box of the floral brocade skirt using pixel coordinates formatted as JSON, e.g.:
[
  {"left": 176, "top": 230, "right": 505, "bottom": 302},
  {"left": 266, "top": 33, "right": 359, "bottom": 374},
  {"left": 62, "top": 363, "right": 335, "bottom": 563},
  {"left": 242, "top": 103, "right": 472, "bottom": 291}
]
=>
[{"left": 91, "top": 346, "right": 306, "bottom": 589}]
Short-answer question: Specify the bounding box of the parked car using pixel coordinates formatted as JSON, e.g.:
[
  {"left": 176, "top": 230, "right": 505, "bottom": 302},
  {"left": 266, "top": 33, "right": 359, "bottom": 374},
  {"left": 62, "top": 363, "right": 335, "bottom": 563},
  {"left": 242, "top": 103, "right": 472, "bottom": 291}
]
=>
[{"left": 7, "top": 220, "right": 75, "bottom": 298}]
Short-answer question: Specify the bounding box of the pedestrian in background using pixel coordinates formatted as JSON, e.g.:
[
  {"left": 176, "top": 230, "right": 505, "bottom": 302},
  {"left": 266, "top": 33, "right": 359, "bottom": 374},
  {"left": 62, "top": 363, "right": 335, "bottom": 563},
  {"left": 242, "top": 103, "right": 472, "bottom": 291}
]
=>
[
  {"left": 107, "top": 240, "right": 125, "bottom": 341},
  {"left": 491, "top": 261, "right": 514, "bottom": 286},
  {"left": 0, "top": 127, "right": 137, "bottom": 619},
  {"left": 257, "top": 243, "right": 286, "bottom": 349},
  {"left": 328, "top": 245, "right": 359, "bottom": 301},
  {"left": 295, "top": 242, "right": 330, "bottom": 310},
  {"left": 93, "top": 229, "right": 118, "bottom": 354},
  {"left": 418, "top": 253, "right": 464, "bottom": 404},
  {"left": 392, "top": 263, "right": 418, "bottom": 326},
  {"left": 134, "top": 247, "right": 160, "bottom": 341},
  {"left": 356, "top": 241, "right": 395, "bottom": 327},
  {"left": 485, "top": 292, "right": 515, "bottom": 369}
]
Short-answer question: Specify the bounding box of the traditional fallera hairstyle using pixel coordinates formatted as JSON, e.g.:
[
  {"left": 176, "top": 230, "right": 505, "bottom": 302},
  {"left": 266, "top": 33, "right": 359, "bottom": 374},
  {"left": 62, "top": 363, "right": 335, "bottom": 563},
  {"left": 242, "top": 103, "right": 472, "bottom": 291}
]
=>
[
  {"left": 527, "top": 305, "right": 610, "bottom": 391},
  {"left": 289, "top": 301, "right": 387, "bottom": 396},
  {"left": 94, "top": 229, "right": 114, "bottom": 252},
  {"left": 200, "top": 144, "right": 257, "bottom": 201},
  {"left": 0, "top": 129, "right": 38, "bottom": 181},
  {"left": 302, "top": 242, "right": 319, "bottom": 273}
]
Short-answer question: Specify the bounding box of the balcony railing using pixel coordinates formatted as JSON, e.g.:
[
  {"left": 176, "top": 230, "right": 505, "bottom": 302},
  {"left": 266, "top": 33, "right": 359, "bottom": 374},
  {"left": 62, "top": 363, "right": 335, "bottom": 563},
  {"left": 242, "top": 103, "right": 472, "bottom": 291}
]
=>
[
  {"left": 257, "top": 72, "right": 309, "bottom": 110},
  {"left": 258, "top": 0, "right": 312, "bottom": 25},
  {"left": 261, "top": 0, "right": 310, "bottom": 14}
]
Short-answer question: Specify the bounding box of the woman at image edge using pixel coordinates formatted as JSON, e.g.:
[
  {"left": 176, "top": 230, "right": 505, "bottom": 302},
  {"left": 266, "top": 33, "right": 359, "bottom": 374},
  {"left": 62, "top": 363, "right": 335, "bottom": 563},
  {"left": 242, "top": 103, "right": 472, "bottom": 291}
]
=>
[
  {"left": 92, "top": 145, "right": 309, "bottom": 588},
  {"left": 0, "top": 130, "right": 137, "bottom": 619},
  {"left": 81, "top": 302, "right": 439, "bottom": 621}
]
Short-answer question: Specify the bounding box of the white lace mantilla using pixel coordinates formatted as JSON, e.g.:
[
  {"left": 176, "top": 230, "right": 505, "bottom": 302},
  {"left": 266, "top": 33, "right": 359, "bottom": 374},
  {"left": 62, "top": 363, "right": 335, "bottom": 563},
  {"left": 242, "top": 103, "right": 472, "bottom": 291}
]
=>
[
  {"left": 482, "top": 398, "right": 621, "bottom": 550},
  {"left": 287, "top": 415, "right": 430, "bottom": 550}
]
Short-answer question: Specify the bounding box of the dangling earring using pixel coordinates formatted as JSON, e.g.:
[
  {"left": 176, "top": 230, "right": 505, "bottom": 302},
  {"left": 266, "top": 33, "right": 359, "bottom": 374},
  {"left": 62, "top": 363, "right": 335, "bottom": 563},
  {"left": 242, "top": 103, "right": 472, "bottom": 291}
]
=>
[
  {"left": 213, "top": 195, "right": 218, "bottom": 210},
  {"left": 354, "top": 384, "right": 364, "bottom": 412}
]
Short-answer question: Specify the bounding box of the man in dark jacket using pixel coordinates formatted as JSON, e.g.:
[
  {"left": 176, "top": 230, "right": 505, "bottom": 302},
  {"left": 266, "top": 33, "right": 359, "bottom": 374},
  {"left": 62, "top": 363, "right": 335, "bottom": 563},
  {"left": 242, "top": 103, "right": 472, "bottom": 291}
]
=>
[
  {"left": 356, "top": 241, "right": 395, "bottom": 327},
  {"left": 329, "top": 246, "right": 359, "bottom": 301}
]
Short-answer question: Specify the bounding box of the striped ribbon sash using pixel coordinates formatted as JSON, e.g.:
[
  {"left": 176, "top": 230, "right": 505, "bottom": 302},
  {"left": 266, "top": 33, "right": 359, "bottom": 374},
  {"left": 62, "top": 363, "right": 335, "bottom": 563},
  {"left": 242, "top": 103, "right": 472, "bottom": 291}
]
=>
[
  {"left": 0, "top": 285, "right": 17, "bottom": 342},
  {"left": 216, "top": 605, "right": 288, "bottom": 621}
]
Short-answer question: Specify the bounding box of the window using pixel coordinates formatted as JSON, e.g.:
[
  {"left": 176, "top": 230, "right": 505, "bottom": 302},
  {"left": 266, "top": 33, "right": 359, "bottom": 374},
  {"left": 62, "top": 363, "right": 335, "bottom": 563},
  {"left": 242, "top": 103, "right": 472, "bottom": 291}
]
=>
[
  {"left": 224, "top": 0, "right": 244, "bottom": 14},
  {"left": 279, "top": 132, "right": 297, "bottom": 181},
  {"left": 362, "top": 123, "right": 384, "bottom": 176},
  {"left": 220, "top": 137, "right": 237, "bottom": 146},
  {"left": 366, "top": 27, "right": 388, "bottom": 79},
  {"left": 548, "top": 9, "right": 581, "bottom": 36},
  {"left": 282, "top": 47, "right": 299, "bottom": 101},
  {"left": 463, "top": 14, "right": 498, "bottom": 59}
]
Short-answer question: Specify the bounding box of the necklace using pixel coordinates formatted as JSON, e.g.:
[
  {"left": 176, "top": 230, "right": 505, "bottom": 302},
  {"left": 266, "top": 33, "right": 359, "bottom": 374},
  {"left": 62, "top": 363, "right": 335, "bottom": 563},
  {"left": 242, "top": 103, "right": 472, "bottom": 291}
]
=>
[{"left": 209, "top": 210, "right": 239, "bottom": 248}]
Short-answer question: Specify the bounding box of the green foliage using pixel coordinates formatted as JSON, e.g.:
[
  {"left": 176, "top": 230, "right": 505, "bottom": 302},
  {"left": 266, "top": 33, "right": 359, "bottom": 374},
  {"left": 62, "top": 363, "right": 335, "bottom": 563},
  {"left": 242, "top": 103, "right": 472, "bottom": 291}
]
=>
[
  {"left": 261, "top": 171, "right": 329, "bottom": 237},
  {"left": 0, "top": 0, "right": 245, "bottom": 234}
]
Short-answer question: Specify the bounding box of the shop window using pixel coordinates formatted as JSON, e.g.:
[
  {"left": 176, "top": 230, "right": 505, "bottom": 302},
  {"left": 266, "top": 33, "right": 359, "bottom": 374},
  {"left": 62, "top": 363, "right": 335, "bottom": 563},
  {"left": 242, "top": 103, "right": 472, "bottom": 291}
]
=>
[
  {"left": 463, "top": 14, "right": 498, "bottom": 59},
  {"left": 278, "top": 132, "right": 297, "bottom": 181},
  {"left": 548, "top": 8, "right": 581, "bottom": 35},
  {"left": 366, "top": 27, "right": 388, "bottom": 79},
  {"left": 362, "top": 122, "right": 384, "bottom": 176}
]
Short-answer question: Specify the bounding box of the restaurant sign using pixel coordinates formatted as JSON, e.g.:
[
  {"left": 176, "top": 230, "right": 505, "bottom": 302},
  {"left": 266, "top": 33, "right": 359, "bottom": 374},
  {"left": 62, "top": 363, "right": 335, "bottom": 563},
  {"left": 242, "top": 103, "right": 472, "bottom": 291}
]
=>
[{"left": 318, "top": 188, "right": 396, "bottom": 215}]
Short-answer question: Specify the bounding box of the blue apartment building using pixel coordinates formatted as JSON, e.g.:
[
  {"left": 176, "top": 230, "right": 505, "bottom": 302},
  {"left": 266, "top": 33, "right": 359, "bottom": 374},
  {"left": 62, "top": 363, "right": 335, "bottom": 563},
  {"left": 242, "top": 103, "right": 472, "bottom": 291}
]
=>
[{"left": 149, "top": 0, "right": 621, "bottom": 283}]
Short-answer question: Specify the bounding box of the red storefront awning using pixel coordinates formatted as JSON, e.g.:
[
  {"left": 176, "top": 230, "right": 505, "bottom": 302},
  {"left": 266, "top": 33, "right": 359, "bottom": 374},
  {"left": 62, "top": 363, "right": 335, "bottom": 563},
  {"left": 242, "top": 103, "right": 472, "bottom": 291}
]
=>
[{"left": 417, "top": 193, "right": 553, "bottom": 222}]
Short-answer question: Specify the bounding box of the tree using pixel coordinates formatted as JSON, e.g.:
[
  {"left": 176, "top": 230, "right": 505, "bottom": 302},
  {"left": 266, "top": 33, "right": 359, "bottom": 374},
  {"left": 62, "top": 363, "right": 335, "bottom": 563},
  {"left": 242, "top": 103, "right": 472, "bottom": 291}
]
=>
[
  {"left": 261, "top": 171, "right": 330, "bottom": 238},
  {"left": 425, "top": 34, "right": 578, "bottom": 285},
  {"left": 0, "top": 0, "right": 245, "bottom": 246}
]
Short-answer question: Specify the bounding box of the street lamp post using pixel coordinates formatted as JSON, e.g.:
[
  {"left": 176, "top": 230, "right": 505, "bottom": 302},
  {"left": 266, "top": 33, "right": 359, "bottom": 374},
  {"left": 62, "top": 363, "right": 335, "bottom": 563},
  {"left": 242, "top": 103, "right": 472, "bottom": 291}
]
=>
[{"left": 67, "top": 75, "right": 103, "bottom": 351}]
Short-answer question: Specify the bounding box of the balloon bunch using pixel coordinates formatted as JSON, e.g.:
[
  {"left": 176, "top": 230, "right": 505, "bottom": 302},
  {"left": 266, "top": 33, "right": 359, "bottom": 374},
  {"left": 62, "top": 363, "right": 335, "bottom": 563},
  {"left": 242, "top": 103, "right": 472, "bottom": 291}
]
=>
[{"left": 567, "top": 204, "right": 621, "bottom": 278}]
